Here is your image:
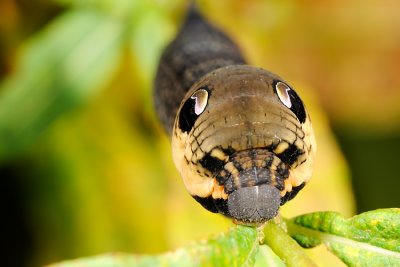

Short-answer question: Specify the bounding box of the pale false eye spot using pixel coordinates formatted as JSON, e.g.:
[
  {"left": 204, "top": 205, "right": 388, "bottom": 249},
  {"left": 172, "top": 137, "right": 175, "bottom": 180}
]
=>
[
  {"left": 276, "top": 81, "right": 292, "bottom": 108},
  {"left": 274, "top": 81, "right": 306, "bottom": 123},
  {"left": 191, "top": 89, "right": 209, "bottom": 115},
  {"left": 178, "top": 88, "right": 209, "bottom": 133}
]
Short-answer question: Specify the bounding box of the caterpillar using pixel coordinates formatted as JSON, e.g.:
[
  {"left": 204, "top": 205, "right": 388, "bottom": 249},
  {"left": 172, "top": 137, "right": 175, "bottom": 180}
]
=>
[{"left": 154, "top": 6, "right": 316, "bottom": 224}]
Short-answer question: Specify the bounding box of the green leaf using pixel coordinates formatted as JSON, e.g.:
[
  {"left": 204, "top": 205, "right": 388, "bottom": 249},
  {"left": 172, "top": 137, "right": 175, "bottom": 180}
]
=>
[
  {"left": 49, "top": 225, "right": 259, "bottom": 267},
  {"left": 253, "top": 245, "right": 286, "bottom": 267},
  {"left": 54, "top": 0, "right": 140, "bottom": 19},
  {"left": 287, "top": 209, "right": 400, "bottom": 267},
  {"left": 0, "top": 10, "right": 124, "bottom": 161}
]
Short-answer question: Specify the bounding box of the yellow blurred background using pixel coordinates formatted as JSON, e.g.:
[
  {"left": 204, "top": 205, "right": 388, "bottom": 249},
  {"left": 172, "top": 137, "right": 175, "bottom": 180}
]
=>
[{"left": 0, "top": 0, "right": 399, "bottom": 266}]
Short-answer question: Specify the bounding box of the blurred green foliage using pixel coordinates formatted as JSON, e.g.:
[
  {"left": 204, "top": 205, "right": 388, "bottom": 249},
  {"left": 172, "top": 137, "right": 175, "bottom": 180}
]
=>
[
  {"left": 50, "top": 225, "right": 262, "bottom": 267},
  {"left": 0, "top": 0, "right": 399, "bottom": 267},
  {"left": 0, "top": 10, "right": 124, "bottom": 160}
]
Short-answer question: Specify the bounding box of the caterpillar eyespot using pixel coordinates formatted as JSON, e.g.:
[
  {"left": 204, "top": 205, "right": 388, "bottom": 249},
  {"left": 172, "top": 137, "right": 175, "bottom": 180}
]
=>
[
  {"left": 274, "top": 81, "right": 307, "bottom": 124},
  {"left": 178, "top": 88, "right": 209, "bottom": 133}
]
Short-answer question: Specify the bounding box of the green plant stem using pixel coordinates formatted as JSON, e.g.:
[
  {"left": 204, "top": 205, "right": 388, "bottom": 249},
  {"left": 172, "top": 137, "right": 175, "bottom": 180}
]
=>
[{"left": 263, "top": 220, "right": 317, "bottom": 267}]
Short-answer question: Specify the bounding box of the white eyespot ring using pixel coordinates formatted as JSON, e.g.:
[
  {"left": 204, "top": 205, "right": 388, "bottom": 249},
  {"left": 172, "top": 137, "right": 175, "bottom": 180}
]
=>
[
  {"left": 276, "top": 82, "right": 292, "bottom": 108},
  {"left": 191, "top": 89, "right": 209, "bottom": 115}
]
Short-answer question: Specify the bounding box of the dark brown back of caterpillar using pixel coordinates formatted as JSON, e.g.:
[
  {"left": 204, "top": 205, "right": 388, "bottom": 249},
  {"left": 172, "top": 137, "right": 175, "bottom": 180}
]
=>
[{"left": 154, "top": 7, "right": 246, "bottom": 134}]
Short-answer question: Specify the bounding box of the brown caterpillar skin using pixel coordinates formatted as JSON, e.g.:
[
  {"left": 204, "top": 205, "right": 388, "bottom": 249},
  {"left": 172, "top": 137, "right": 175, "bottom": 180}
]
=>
[
  {"left": 154, "top": 7, "right": 246, "bottom": 135},
  {"left": 154, "top": 7, "right": 316, "bottom": 224}
]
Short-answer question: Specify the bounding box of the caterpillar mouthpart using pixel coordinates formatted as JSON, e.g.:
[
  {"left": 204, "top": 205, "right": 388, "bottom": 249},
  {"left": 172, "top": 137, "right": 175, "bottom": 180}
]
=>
[{"left": 216, "top": 149, "right": 289, "bottom": 223}]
